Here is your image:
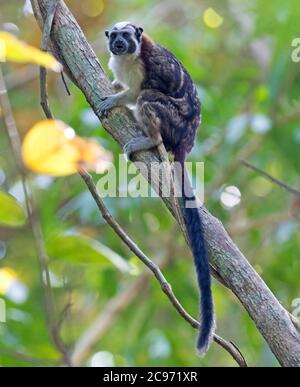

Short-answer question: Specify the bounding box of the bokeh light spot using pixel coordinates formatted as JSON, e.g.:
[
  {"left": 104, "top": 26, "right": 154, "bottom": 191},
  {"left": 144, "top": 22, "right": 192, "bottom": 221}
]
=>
[
  {"left": 220, "top": 186, "right": 241, "bottom": 208},
  {"left": 90, "top": 351, "right": 115, "bottom": 367},
  {"left": 81, "top": 0, "right": 104, "bottom": 18},
  {"left": 0, "top": 268, "right": 17, "bottom": 294},
  {"left": 250, "top": 176, "right": 273, "bottom": 197},
  {"left": 203, "top": 8, "right": 223, "bottom": 29}
]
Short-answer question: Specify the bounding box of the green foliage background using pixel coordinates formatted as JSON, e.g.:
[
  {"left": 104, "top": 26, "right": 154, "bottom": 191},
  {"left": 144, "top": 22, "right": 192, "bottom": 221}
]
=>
[{"left": 0, "top": 0, "right": 299, "bottom": 367}]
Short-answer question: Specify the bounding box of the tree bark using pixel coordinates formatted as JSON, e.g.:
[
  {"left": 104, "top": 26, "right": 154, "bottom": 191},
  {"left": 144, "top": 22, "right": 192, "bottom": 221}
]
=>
[{"left": 31, "top": 0, "right": 300, "bottom": 367}]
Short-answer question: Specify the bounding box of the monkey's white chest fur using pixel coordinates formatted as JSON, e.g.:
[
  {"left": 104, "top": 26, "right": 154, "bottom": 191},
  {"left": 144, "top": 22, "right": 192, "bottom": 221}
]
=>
[{"left": 109, "top": 54, "right": 144, "bottom": 101}]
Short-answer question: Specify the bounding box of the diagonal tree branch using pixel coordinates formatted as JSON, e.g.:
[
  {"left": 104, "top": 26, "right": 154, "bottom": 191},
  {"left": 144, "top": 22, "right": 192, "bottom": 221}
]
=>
[{"left": 31, "top": 0, "right": 300, "bottom": 367}]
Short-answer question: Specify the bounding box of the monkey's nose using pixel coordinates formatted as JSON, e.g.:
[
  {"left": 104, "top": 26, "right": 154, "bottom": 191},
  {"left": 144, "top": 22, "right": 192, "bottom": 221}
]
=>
[{"left": 115, "top": 41, "right": 125, "bottom": 50}]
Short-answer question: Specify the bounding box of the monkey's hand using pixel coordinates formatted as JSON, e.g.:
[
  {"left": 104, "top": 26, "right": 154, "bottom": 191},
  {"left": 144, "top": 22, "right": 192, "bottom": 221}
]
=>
[
  {"left": 112, "top": 80, "right": 124, "bottom": 93},
  {"left": 99, "top": 94, "right": 120, "bottom": 118},
  {"left": 124, "top": 136, "right": 161, "bottom": 161},
  {"left": 99, "top": 89, "right": 137, "bottom": 118}
]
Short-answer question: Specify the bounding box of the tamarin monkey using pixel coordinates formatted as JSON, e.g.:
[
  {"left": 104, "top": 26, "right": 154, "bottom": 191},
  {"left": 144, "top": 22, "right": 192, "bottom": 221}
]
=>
[{"left": 100, "top": 22, "right": 215, "bottom": 355}]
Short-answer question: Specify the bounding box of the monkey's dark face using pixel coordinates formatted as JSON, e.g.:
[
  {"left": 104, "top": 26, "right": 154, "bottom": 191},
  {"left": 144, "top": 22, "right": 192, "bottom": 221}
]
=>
[{"left": 105, "top": 22, "right": 143, "bottom": 56}]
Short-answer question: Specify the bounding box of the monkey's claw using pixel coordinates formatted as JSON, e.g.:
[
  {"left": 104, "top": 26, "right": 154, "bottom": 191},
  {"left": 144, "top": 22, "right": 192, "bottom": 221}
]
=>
[{"left": 99, "top": 95, "right": 117, "bottom": 118}]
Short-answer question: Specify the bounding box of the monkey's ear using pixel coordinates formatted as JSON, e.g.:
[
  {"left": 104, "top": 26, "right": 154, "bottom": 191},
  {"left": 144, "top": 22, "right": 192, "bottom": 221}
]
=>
[
  {"left": 135, "top": 27, "right": 144, "bottom": 40},
  {"left": 105, "top": 30, "right": 109, "bottom": 38}
]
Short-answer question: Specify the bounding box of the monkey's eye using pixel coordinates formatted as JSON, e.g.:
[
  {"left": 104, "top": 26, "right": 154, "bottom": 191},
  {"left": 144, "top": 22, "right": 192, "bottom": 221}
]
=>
[
  {"left": 122, "top": 32, "right": 130, "bottom": 39},
  {"left": 110, "top": 32, "right": 117, "bottom": 40}
]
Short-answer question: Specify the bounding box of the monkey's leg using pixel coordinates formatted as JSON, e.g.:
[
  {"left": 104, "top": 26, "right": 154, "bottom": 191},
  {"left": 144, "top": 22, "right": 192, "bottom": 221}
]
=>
[
  {"left": 137, "top": 90, "right": 186, "bottom": 218},
  {"left": 133, "top": 91, "right": 180, "bottom": 208},
  {"left": 136, "top": 91, "right": 171, "bottom": 163},
  {"left": 123, "top": 136, "right": 162, "bottom": 161}
]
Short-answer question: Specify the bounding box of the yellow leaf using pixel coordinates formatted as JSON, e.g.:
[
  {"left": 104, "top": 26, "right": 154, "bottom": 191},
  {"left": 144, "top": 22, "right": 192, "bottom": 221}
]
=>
[
  {"left": 203, "top": 8, "right": 224, "bottom": 29},
  {"left": 22, "top": 120, "right": 112, "bottom": 176},
  {"left": 72, "top": 137, "right": 112, "bottom": 173},
  {"left": 0, "top": 31, "right": 62, "bottom": 72}
]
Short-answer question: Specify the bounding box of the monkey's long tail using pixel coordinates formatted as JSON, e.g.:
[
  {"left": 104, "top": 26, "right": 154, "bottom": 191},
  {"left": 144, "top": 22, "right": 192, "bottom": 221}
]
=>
[{"left": 174, "top": 151, "right": 215, "bottom": 355}]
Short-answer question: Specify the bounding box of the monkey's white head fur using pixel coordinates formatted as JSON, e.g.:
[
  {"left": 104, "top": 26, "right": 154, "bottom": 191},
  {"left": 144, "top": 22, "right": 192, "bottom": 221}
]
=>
[{"left": 113, "top": 21, "right": 133, "bottom": 30}]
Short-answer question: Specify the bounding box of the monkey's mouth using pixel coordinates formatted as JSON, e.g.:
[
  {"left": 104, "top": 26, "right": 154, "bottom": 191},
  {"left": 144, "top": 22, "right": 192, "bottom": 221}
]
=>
[
  {"left": 111, "top": 42, "right": 127, "bottom": 55},
  {"left": 112, "top": 48, "right": 127, "bottom": 55}
]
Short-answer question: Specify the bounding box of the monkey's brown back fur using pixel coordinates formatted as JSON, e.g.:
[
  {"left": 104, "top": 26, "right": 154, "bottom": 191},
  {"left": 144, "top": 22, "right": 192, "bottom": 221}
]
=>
[{"left": 139, "top": 35, "right": 201, "bottom": 157}]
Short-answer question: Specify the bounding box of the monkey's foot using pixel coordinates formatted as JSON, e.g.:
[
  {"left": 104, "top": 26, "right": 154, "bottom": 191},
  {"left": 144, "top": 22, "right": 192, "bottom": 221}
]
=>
[
  {"left": 99, "top": 95, "right": 118, "bottom": 118},
  {"left": 123, "top": 136, "right": 160, "bottom": 161}
]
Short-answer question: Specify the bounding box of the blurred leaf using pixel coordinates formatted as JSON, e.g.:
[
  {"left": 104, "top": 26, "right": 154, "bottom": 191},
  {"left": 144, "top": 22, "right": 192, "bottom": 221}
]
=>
[
  {"left": 0, "top": 191, "right": 26, "bottom": 227},
  {"left": 47, "top": 233, "right": 132, "bottom": 272},
  {"left": 0, "top": 31, "right": 62, "bottom": 72},
  {"left": 128, "top": 256, "right": 144, "bottom": 276},
  {"left": 22, "top": 119, "right": 112, "bottom": 176}
]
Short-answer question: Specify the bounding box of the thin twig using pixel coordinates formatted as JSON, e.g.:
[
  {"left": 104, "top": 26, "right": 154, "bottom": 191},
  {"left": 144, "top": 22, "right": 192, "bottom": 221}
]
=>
[
  {"left": 0, "top": 348, "right": 55, "bottom": 366},
  {"left": 71, "top": 269, "right": 157, "bottom": 366},
  {"left": 72, "top": 246, "right": 244, "bottom": 366},
  {"left": 79, "top": 170, "right": 247, "bottom": 367},
  {"left": 72, "top": 267, "right": 246, "bottom": 367},
  {"left": 57, "top": 298, "right": 73, "bottom": 334},
  {"left": 35, "top": 0, "right": 72, "bottom": 365},
  {"left": 0, "top": 71, "right": 70, "bottom": 365},
  {"left": 208, "top": 136, "right": 263, "bottom": 197},
  {"left": 241, "top": 160, "right": 300, "bottom": 197},
  {"left": 0, "top": 0, "right": 70, "bottom": 365},
  {"left": 228, "top": 211, "right": 293, "bottom": 237},
  {"left": 61, "top": 72, "right": 71, "bottom": 96},
  {"left": 40, "top": 68, "right": 53, "bottom": 118},
  {"left": 39, "top": 0, "right": 58, "bottom": 118}
]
